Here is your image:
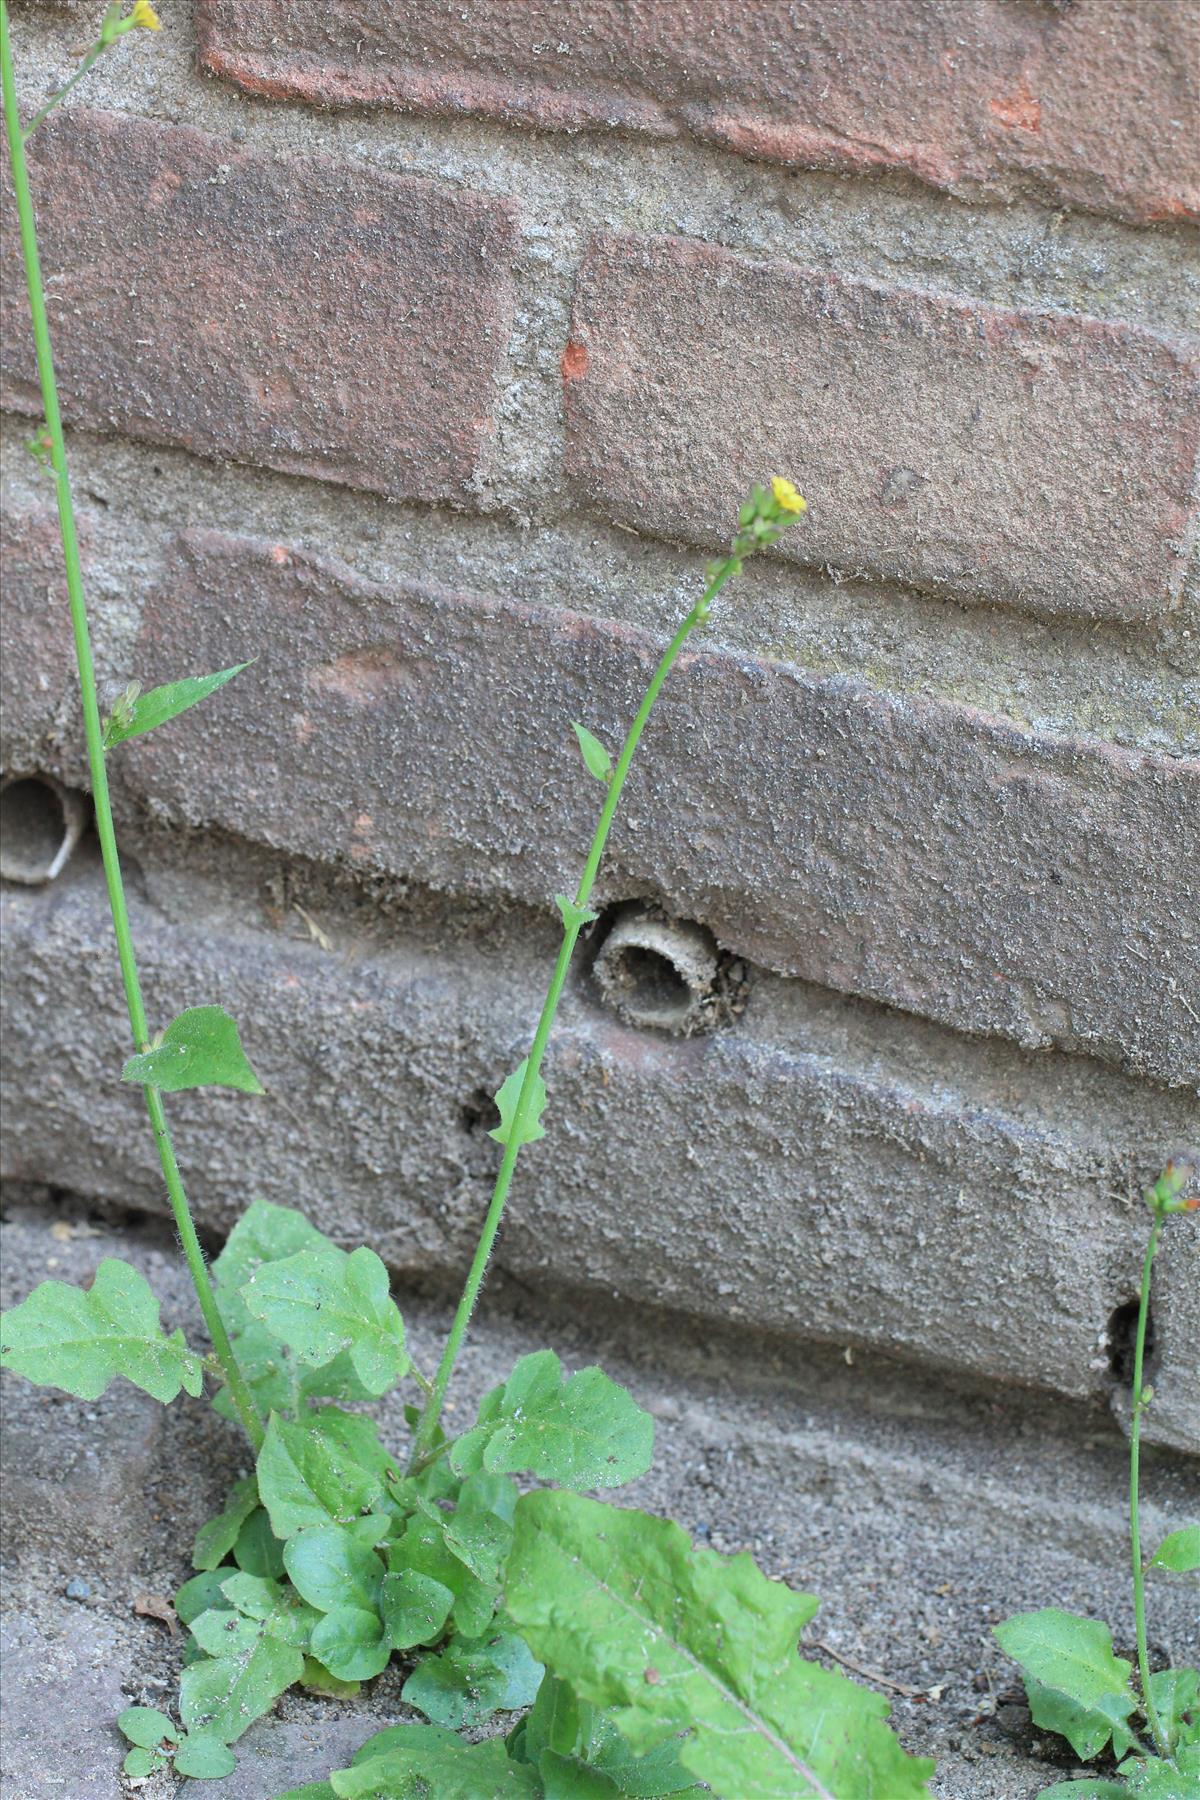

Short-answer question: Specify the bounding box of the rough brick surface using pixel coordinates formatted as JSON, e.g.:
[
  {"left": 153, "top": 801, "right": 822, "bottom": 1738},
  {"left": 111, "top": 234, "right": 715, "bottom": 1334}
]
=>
[
  {"left": 564, "top": 234, "right": 1200, "bottom": 621},
  {"left": 5, "top": 865, "right": 1198, "bottom": 1423},
  {"left": 0, "top": 507, "right": 85, "bottom": 776},
  {"left": 196, "top": 0, "right": 1200, "bottom": 226},
  {"left": 114, "top": 530, "right": 1200, "bottom": 1084},
  {"left": 0, "top": 110, "right": 518, "bottom": 501}
]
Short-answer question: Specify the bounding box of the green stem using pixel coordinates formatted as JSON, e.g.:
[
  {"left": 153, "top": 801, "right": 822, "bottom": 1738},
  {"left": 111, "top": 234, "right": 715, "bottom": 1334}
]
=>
[
  {"left": 0, "top": 1, "right": 263, "bottom": 1454},
  {"left": 409, "top": 563, "right": 738, "bottom": 1468},
  {"left": 1130, "top": 1209, "right": 1168, "bottom": 1758},
  {"left": 20, "top": 41, "right": 105, "bottom": 140}
]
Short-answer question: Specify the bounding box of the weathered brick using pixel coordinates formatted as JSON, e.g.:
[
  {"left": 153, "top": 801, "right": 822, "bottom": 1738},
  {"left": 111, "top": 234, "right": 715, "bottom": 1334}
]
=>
[
  {"left": 0, "top": 110, "right": 518, "bottom": 501},
  {"left": 0, "top": 507, "right": 85, "bottom": 776},
  {"left": 564, "top": 234, "right": 1200, "bottom": 621},
  {"left": 5, "top": 865, "right": 1197, "bottom": 1421},
  {"left": 115, "top": 529, "right": 1199, "bottom": 1084},
  {"left": 196, "top": 0, "right": 1200, "bottom": 226}
]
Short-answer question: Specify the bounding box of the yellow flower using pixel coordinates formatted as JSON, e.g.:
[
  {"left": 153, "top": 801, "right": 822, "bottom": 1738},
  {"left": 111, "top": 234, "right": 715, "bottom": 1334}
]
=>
[
  {"left": 771, "top": 476, "right": 806, "bottom": 516},
  {"left": 130, "top": 0, "right": 162, "bottom": 28}
]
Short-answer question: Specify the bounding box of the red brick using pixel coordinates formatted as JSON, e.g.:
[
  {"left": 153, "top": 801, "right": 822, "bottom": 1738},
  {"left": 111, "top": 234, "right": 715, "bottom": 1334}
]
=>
[
  {"left": 0, "top": 111, "right": 518, "bottom": 501},
  {"left": 0, "top": 506, "right": 86, "bottom": 776},
  {"left": 564, "top": 233, "right": 1200, "bottom": 620},
  {"left": 116, "top": 529, "right": 1199, "bottom": 1086},
  {"left": 196, "top": 0, "right": 1200, "bottom": 226}
]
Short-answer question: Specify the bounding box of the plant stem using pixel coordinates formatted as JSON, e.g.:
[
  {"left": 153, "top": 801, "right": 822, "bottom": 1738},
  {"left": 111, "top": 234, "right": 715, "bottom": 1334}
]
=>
[
  {"left": 0, "top": 1, "right": 264, "bottom": 1453},
  {"left": 409, "top": 563, "right": 738, "bottom": 1468},
  {"left": 20, "top": 41, "right": 105, "bottom": 140},
  {"left": 1129, "top": 1208, "right": 1168, "bottom": 1758}
]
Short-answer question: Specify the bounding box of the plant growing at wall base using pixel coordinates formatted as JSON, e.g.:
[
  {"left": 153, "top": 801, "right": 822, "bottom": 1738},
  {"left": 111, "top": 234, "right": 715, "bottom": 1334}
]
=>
[
  {"left": 994, "top": 1163, "right": 1200, "bottom": 1800},
  {"left": 0, "top": 9, "right": 937, "bottom": 1795}
]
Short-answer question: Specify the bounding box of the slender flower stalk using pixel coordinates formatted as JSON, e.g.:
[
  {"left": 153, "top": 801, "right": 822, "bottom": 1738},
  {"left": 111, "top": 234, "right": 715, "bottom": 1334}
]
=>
[
  {"left": 0, "top": 0, "right": 263, "bottom": 1451},
  {"left": 1129, "top": 1161, "right": 1197, "bottom": 1760},
  {"left": 408, "top": 481, "right": 806, "bottom": 1468}
]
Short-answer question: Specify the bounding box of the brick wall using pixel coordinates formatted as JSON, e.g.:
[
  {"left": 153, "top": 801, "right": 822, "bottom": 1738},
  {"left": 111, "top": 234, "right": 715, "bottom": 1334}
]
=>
[{"left": 2, "top": 0, "right": 1197, "bottom": 1449}]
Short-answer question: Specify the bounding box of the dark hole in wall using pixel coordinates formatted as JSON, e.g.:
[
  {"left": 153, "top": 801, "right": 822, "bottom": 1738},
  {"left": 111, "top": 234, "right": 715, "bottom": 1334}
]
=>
[
  {"left": 1107, "top": 1297, "right": 1154, "bottom": 1387},
  {"left": 608, "top": 943, "right": 693, "bottom": 1016},
  {"left": 459, "top": 1087, "right": 501, "bottom": 1137}
]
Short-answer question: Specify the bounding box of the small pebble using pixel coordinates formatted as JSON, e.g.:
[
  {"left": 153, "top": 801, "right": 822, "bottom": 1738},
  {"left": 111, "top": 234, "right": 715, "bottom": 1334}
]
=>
[{"left": 64, "top": 1577, "right": 91, "bottom": 1601}]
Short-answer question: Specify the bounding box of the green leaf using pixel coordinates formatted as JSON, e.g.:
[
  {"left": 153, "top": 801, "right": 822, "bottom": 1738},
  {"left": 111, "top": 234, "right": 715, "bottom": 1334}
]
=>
[
  {"left": 330, "top": 1725, "right": 541, "bottom": 1798},
  {"left": 310, "top": 1607, "right": 390, "bottom": 1682},
  {"left": 190, "top": 1606, "right": 264, "bottom": 1659},
  {"left": 123, "top": 1005, "right": 264, "bottom": 1095},
  {"left": 572, "top": 721, "right": 614, "bottom": 783},
  {"left": 1120, "top": 1748, "right": 1200, "bottom": 1796},
  {"left": 124, "top": 1747, "right": 167, "bottom": 1778},
  {"left": 214, "top": 1202, "right": 337, "bottom": 1323},
  {"left": 0, "top": 1258, "right": 203, "bottom": 1403},
  {"left": 402, "top": 1629, "right": 543, "bottom": 1728},
  {"left": 172, "top": 1732, "right": 238, "bottom": 1779},
  {"left": 193, "top": 1475, "right": 260, "bottom": 1571},
  {"left": 177, "top": 1570, "right": 233, "bottom": 1627},
  {"left": 233, "top": 1506, "right": 286, "bottom": 1579},
  {"left": 538, "top": 1753, "right": 622, "bottom": 1799},
  {"left": 180, "top": 1633, "right": 303, "bottom": 1745},
  {"left": 490, "top": 1059, "right": 548, "bottom": 1148},
  {"left": 103, "top": 662, "right": 252, "bottom": 747},
  {"left": 118, "top": 1706, "right": 179, "bottom": 1749},
  {"left": 256, "top": 1412, "right": 382, "bottom": 1537},
  {"left": 442, "top": 1473, "right": 518, "bottom": 1588},
  {"left": 1148, "top": 1668, "right": 1200, "bottom": 1751},
  {"left": 380, "top": 1569, "right": 456, "bottom": 1650},
  {"left": 556, "top": 894, "right": 599, "bottom": 932},
  {"left": 506, "top": 1491, "right": 933, "bottom": 1800},
  {"left": 1024, "top": 1677, "right": 1137, "bottom": 1762},
  {"left": 219, "top": 1572, "right": 319, "bottom": 1648},
  {"left": 388, "top": 1508, "right": 498, "bottom": 1640},
  {"left": 283, "top": 1525, "right": 385, "bottom": 1615},
  {"left": 450, "top": 1351, "right": 654, "bottom": 1490},
  {"left": 241, "top": 1246, "right": 408, "bottom": 1397},
  {"left": 300, "top": 1656, "right": 360, "bottom": 1699},
  {"left": 517, "top": 1676, "right": 705, "bottom": 1795},
  {"left": 1034, "top": 1785, "right": 1128, "bottom": 1799},
  {"left": 994, "top": 1610, "right": 1137, "bottom": 1759},
  {"left": 1149, "top": 1527, "right": 1200, "bottom": 1573}
]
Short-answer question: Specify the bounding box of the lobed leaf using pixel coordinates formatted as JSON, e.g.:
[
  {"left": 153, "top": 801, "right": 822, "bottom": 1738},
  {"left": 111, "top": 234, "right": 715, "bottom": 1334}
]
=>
[
  {"left": 505, "top": 1490, "right": 934, "bottom": 1800},
  {"left": 102, "top": 661, "right": 252, "bottom": 747},
  {"left": 513, "top": 1672, "right": 705, "bottom": 1796},
  {"left": 1148, "top": 1668, "right": 1200, "bottom": 1752},
  {"left": 503, "top": 1490, "right": 935, "bottom": 1800},
  {"left": 256, "top": 1412, "right": 383, "bottom": 1537},
  {"left": 241, "top": 1246, "right": 408, "bottom": 1397},
  {"left": 193, "top": 1475, "right": 260, "bottom": 1571},
  {"left": 450, "top": 1350, "right": 653, "bottom": 1491},
  {"left": 123, "top": 1005, "right": 264, "bottom": 1095},
  {"left": 490, "top": 1059, "right": 548, "bottom": 1149},
  {"left": 1149, "top": 1527, "right": 1200, "bottom": 1574},
  {"left": 180, "top": 1632, "right": 303, "bottom": 1745},
  {"left": 331, "top": 1725, "right": 540, "bottom": 1798},
  {"left": 0, "top": 1257, "right": 203, "bottom": 1403},
  {"left": 572, "top": 721, "right": 614, "bottom": 783},
  {"left": 401, "top": 1628, "right": 543, "bottom": 1729},
  {"left": 994, "top": 1610, "right": 1137, "bottom": 1760}
]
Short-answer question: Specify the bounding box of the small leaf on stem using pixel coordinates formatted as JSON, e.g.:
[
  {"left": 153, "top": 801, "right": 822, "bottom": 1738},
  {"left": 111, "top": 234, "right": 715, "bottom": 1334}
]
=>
[
  {"left": 122, "top": 1005, "right": 264, "bottom": 1095},
  {"left": 572, "top": 722, "right": 613, "bottom": 784},
  {"left": 555, "top": 895, "right": 599, "bottom": 933},
  {"left": 1149, "top": 1526, "right": 1200, "bottom": 1574},
  {"left": 490, "top": 1060, "right": 547, "bottom": 1148},
  {"left": 102, "top": 661, "right": 252, "bottom": 747}
]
